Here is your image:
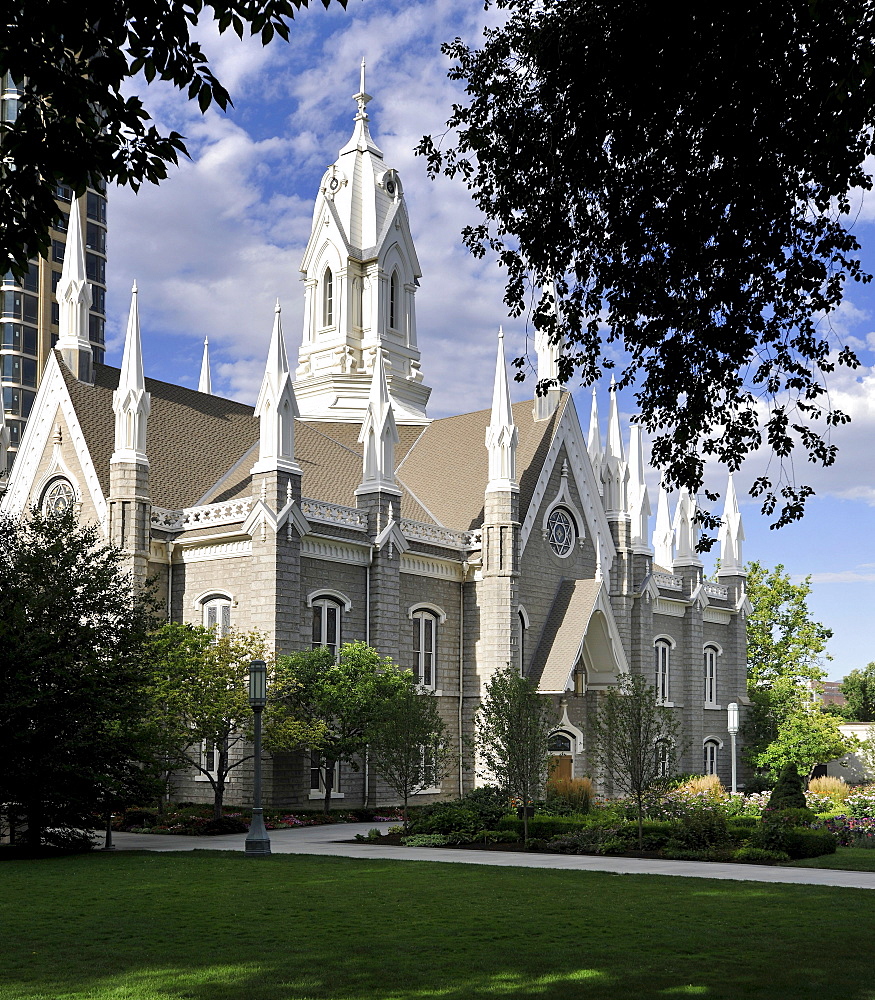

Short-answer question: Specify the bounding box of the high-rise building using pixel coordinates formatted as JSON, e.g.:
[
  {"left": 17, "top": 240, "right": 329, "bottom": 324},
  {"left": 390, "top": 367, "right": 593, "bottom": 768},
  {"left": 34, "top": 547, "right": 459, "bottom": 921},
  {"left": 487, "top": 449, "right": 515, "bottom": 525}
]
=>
[{"left": 0, "top": 73, "right": 107, "bottom": 472}]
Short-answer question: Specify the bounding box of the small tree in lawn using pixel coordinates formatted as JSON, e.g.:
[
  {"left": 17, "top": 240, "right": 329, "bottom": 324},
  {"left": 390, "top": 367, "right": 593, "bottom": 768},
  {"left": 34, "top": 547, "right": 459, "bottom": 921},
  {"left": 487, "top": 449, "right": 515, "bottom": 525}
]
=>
[
  {"left": 590, "top": 673, "right": 685, "bottom": 849},
  {"left": 368, "top": 679, "right": 455, "bottom": 831},
  {"left": 754, "top": 707, "right": 855, "bottom": 783},
  {"left": 476, "top": 664, "right": 557, "bottom": 844},
  {"left": 266, "top": 642, "right": 410, "bottom": 814},
  {"left": 766, "top": 762, "right": 807, "bottom": 811}
]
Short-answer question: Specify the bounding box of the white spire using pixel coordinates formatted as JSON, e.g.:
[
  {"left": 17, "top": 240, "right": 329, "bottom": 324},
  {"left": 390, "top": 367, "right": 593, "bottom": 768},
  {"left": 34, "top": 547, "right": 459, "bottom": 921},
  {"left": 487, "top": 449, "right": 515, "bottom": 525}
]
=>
[
  {"left": 627, "top": 422, "right": 652, "bottom": 551},
  {"left": 252, "top": 301, "right": 300, "bottom": 475},
  {"left": 485, "top": 327, "right": 519, "bottom": 493},
  {"left": 533, "top": 284, "right": 562, "bottom": 421},
  {"left": 587, "top": 388, "right": 602, "bottom": 472},
  {"left": 718, "top": 472, "right": 745, "bottom": 576},
  {"left": 602, "top": 376, "right": 628, "bottom": 516},
  {"left": 673, "top": 486, "right": 702, "bottom": 567},
  {"left": 357, "top": 348, "right": 400, "bottom": 494},
  {"left": 198, "top": 337, "right": 212, "bottom": 394},
  {"left": 55, "top": 195, "right": 93, "bottom": 382},
  {"left": 340, "top": 56, "right": 382, "bottom": 157},
  {"left": 652, "top": 482, "right": 674, "bottom": 569},
  {"left": 111, "top": 281, "right": 150, "bottom": 465}
]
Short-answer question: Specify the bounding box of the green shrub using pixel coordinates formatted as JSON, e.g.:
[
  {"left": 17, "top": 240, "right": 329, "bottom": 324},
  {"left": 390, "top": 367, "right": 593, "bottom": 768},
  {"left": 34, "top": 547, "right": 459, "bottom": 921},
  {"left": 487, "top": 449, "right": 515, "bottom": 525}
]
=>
[
  {"left": 763, "top": 806, "right": 816, "bottom": 827},
  {"left": 751, "top": 823, "right": 836, "bottom": 859},
  {"left": 460, "top": 786, "right": 511, "bottom": 828},
  {"left": 732, "top": 846, "right": 791, "bottom": 863},
  {"left": 666, "top": 809, "right": 729, "bottom": 850},
  {"left": 409, "top": 803, "right": 482, "bottom": 840},
  {"left": 121, "top": 808, "right": 157, "bottom": 829},
  {"left": 200, "top": 816, "right": 248, "bottom": 835},
  {"left": 479, "top": 829, "right": 519, "bottom": 844},
  {"left": 551, "top": 826, "right": 626, "bottom": 855},
  {"left": 497, "top": 814, "right": 590, "bottom": 840},
  {"left": 767, "top": 763, "right": 807, "bottom": 810},
  {"left": 401, "top": 834, "right": 452, "bottom": 847}
]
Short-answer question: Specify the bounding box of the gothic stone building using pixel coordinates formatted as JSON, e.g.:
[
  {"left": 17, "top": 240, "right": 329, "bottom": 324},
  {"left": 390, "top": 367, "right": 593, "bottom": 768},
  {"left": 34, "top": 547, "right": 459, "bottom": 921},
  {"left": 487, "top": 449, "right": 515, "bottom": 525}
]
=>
[{"left": 0, "top": 81, "right": 750, "bottom": 809}]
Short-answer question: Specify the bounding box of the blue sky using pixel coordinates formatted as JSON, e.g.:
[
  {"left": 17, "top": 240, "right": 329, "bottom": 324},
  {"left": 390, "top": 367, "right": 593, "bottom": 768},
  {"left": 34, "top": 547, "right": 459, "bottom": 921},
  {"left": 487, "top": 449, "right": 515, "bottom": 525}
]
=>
[{"left": 106, "top": 0, "right": 875, "bottom": 680}]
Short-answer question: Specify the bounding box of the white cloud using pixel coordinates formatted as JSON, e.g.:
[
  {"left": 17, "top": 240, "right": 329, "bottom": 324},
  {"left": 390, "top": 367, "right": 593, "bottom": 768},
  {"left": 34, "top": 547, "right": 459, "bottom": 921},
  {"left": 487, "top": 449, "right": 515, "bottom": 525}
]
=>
[{"left": 798, "top": 571, "right": 875, "bottom": 584}]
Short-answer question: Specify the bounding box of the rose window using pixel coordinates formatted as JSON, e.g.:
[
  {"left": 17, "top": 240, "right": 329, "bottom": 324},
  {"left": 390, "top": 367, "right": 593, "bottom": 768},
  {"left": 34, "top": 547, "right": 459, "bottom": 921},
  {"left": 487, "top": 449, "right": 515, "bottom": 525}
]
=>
[{"left": 547, "top": 507, "right": 575, "bottom": 556}]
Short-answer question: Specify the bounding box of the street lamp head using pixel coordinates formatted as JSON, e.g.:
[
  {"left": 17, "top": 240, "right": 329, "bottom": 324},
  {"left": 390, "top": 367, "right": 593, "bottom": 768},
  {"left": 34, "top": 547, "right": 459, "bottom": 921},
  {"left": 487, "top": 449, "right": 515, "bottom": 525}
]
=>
[
  {"left": 248, "top": 659, "right": 267, "bottom": 708},
  {"left": 727, "top": 702, "right": 739, "bottom": 735}
]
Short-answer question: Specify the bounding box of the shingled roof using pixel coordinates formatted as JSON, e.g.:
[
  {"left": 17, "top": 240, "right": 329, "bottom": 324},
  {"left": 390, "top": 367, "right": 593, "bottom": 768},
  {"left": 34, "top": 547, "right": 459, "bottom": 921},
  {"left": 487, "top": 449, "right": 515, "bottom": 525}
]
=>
[{"left": 61, "top": 359, "right": 565, "bottom": 525}]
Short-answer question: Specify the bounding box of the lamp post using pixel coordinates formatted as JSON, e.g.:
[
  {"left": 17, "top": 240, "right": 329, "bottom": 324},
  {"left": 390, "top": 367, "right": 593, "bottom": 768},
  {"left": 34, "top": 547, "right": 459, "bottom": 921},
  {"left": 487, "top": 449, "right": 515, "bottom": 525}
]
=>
[
  {"left": 727, "top": 701, "right": 739, "bottom": 795},
  {"left": 245, "top": 659, "right": 271, "bottom": 857}
]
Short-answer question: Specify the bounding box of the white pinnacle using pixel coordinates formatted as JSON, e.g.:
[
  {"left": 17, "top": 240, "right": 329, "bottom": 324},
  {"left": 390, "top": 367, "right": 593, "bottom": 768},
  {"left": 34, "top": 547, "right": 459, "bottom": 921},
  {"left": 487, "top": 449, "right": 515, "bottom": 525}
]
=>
[
  {"left": 118, "top": 281, "right": 145, "bottom": 395},
  {"left": 198, "top": 336, "right": 212, "bottom": 394},
  {"left": 111, "top": 281, "right": 150, "bottom": 465},
  {"left": 55, "top": 194, "right": 93, "bottom": 377},
  {"left": 252, "top": 300, "right": 300, "bottom": 475},
  {"left": 357, "top": 347, "right": 400, "bottom": 493},
  {"left": 652, "top": 482, "right": 674, "bottom": 570},
  {"left": 718, "top": 472, "right": 745, "bottom": 576},
  {"left": 628, "top": 422, "right": 652, "bottom": 550},
  {"left": 485, "top": 327, "right": 519, "bottom": 492},
  {"left": 587, "top": 388, "right": 602, "bottom": 469},
  {"left": 673, "top": 486, "right": 702, "bottom": 567}
]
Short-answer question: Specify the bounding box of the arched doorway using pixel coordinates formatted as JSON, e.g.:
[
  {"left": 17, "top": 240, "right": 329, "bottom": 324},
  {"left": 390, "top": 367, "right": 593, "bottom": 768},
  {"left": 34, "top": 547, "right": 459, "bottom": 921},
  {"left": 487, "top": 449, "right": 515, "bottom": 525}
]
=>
[{"left": 547, "top": 731, "right": 574, "bottom": 782}]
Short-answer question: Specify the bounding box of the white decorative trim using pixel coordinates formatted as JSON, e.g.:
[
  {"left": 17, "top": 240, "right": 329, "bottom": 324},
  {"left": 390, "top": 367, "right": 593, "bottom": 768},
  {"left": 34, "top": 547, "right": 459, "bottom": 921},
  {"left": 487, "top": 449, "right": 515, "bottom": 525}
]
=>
[
  {"left": 151, "top": 498, "right": 253, "bottom": 531},
  {"left": 306, "top": 589, "right": 352, "bottom": 612},
  {"left": 703, "top": 607, "right": 733, "bottom": 625},
  {"left": 653, "top": 634, "right": 677, "bottom": 648},
  {"left": 519, "top": 398, "right": 615, "bottom": 582},
  {"left": 192, "top": 589, "right": 236, "bottom": 609},
  {"left": 301, "top": 498, "right": 368, "bottom": 531},
  {"left": 518, "top": 604, "right": 530, "bottom": 630},
  {"left": 1, "top": 353, "right": 107, "bottom": 527},
  {"left": 654, "top": 598, "right": 686, "bottom": 618},
  {"left": 554, "top": 699, "right": 585, "bottom": 754},
  {"left": 179, "top": 540, "right": 252, "bottom": 563},
  {"left": 704, "top": 641, "right": 724, "bottom": 656},
  {"left": 302, "top": 536, "right": 372, "bottom": 566},
  {"left": 541, "top": 460, "right": 587, "bottom": 558},
  {"left": 703, "top": 735, "right": 725, "bottom": 749},
  {"left": 653, "top": 572, "right": 684, "bottom": 591},
  {"left": 400, "top": 552, "right": 466, "bottom": 582},
  {"left": 400, "top": 518, "right": 473, "bottom": 549},
  {"left": 703, "top": 581, "right": 729, "bottom": 600},
  {"left": 407, "top": 602, "right": 448, "bottom": 624}
]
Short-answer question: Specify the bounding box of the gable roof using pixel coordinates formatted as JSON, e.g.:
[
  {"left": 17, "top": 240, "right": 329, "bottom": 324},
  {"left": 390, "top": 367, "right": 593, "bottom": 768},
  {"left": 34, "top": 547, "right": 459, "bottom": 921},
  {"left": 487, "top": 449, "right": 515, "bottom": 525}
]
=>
[{"left": 528, "top": 579, "right": 602, "bottom": 693}]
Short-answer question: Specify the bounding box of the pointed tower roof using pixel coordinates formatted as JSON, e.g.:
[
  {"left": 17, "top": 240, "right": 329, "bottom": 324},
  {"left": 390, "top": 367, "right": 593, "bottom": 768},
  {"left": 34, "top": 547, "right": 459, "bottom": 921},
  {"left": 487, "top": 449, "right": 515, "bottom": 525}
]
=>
[
  {"left": 485, "top": 327, "right": 519, "bottom": 493},
  {"left": 198, "top": 337, "right": 212, "bottom": 394},
  {"left": 606, "top": 377, "right": 624, "bottom": 463},
  {"left": 57, "top": 194, "right": 87, "bottom": 299},
  {"left": 55, "top": 194, "right": 93, "bottom": 382},
  {"left": 652, "top": 482, "right": 674, "bottom": 570},
  {"left": 111, "top": 281, "right": 151, "bottom": 465},
  {"left": 628, "top": 421, "right": 652, "bottom": 551},
  {"left": 587, "top": 388, "right": 602, "bottom": 470},
  {"left": 339, "top": 58, "right": 383, "bottom": 158},
  {"left": 718, "top": 472, "right": 746, "bottom": 576},
  {"left": 252, "top": 301, "right": 300, "bottom": 475},
  {"left": 673, "top": 486, "right": 702, "bottom": 567},
  {"left": 357, "top": 347, "right": 401, "bottom": 494}
]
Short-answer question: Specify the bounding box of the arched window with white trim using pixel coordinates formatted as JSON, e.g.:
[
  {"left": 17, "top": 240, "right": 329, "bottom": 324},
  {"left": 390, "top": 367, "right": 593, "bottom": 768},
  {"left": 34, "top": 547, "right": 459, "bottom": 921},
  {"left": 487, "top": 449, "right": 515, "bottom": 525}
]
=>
[
  {"left": 703, "top": 738, "right": 721, "bottom": 776},
  {"left": 654, "top": 638, "right": 672, "bottom": 705},
  {"left": 704, "top": 645, "right": 720, "bottom": 706},
  {"left": 323, "top": 266, "right": 334, "bottom": 328},
  {"left": 412, "top": 609, "right": 438, "bottom": 689},
  {"left": 311, "top": 596, "right": 342, "bottom": 658},
  {"left": 202, "top": 594, "right": 232, "bottom": 637},
  {"left": 389, "top": 269, "right": 399, "bottom": 330}
]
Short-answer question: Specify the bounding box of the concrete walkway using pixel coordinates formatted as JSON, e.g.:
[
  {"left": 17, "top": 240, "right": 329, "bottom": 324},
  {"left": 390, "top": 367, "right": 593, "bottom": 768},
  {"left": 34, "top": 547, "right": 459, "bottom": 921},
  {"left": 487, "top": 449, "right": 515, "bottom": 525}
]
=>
[{"left": 104, "top": 822, "right": 875, "bottom": 890}]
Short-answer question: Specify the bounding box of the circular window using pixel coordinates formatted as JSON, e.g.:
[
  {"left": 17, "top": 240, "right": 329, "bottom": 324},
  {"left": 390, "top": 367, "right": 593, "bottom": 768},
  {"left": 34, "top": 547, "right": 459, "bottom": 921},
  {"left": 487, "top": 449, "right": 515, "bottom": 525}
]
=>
[
  {"left": 43, "top": 478, "right": 74, "bottom": 515},
  {"left": 547, "top": 507, "right": 576, "bottom": 557}
]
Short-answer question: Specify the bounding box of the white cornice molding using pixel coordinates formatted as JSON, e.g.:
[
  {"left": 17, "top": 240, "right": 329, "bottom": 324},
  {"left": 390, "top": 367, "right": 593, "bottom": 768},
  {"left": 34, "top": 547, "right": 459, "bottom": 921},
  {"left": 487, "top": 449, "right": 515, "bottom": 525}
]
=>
[
  {"left": 301, "top": 535, "right": 371, "bottom": 566},
  {"left": 400, "top": 552, "right": 465, "bottom": 582}
]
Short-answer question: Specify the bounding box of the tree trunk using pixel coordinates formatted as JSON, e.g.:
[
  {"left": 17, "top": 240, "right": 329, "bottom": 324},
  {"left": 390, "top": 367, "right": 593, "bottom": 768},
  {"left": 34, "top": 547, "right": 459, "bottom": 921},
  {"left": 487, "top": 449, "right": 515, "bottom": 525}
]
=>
[
  {"left": 403, "top": 792, "right": 409, "bottom": 833},
  {"left": 323, "top": 759, "right": 334, "bottom": 815},
  {"left": 636, "top": 793, "right": 644, "bottom": 849}
]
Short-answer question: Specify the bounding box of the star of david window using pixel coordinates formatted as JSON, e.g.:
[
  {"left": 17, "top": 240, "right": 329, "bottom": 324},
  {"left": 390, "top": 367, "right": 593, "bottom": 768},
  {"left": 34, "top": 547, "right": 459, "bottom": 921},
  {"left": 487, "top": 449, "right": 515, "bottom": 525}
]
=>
[
  {"left": 546, "top": 507, "right": 576, "bottom": 557},
  {"left": 42, "top": 477, "right": 74, "bottom": 514}
]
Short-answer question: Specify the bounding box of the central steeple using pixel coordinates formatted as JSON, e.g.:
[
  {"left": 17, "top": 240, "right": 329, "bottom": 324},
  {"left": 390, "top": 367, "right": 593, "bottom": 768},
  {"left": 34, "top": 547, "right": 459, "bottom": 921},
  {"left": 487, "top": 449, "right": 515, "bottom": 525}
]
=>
[{"left": 294, "top": 62, "right": 431, "bottom": 424}]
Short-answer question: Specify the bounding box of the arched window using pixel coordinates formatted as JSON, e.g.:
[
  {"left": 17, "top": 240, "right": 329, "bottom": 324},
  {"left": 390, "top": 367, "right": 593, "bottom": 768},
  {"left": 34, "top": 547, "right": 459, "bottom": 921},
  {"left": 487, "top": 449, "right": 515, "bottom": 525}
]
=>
[
  {"left": 312, "top": 596, "right": 342, "bottom": 658},
  {"left": 41, "top": 476, "right": 74, "bottom": 515},
  {"left": 703, "top": 739, "right": 720, "bottom": 776},
  {"left": 202, "top": 594, "right": 232, "bottom": 637},
  {"left": 704, "top": 645, "right": 719, "bottom": 706},
  {"left": 389, "top": 270, "right": 399, "bottom": 330},
  {"left": 412, "top": 609, "right": 438, "bottom": 688},
  {"left": 517, "top": 609, "right": 528, "bottom": 675},
  {"left": 323, "top": 266, "right": 334, "bottom": 327},
  {"left": 656, "top": 738, "right": 673, "bottom": 778},
  {"left": 654, "top": 639, "right": 672, "bottom": 705}
]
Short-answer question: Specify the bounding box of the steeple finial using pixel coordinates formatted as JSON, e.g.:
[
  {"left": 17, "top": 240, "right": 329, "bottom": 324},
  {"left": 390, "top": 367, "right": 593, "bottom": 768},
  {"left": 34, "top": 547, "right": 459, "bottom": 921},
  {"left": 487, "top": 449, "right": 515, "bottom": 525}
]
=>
[
  {"left": 198, "top": 336, "right": 212, "bottom": 394},
  {"left": 673, "top": 486, "right": 702, "bottom": 568},
  {"left": 652, "top": 481, "right": 674, "bottom": 569},
  {"left": 357, "top": 348, "right": 400, "bottom": 494},
  {"left": 627, "top": 421, "right": 652, "bottom": 551},
  {"left": 340, "top": 57, "right": 382, "bottom": 157},
  {"left": 111, "top": 280, "right": 150, "bottom": 465},
  {"left": 252, "top": 300, "right": 300, "bottom": 475},
  {"left": 587, "top": 387, "right": 602, "bottom": 471},
  {"left": 485, "top": 327, "right": 519, "bottom": 493},
  {"left": 718, "top": 472, "right": 745, "bottom": 576},
  {"left": 602, "top": 375, "right": 628, "bottom": 516},
  {"left": 55, "top": 194, "right": 93, "bottom": 383}
]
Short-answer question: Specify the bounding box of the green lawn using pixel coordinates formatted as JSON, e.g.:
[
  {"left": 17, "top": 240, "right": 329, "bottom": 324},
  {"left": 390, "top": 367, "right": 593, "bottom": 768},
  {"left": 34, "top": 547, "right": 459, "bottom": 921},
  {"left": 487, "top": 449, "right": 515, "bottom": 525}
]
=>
[
  {"left": 791, "top": 847, "right": 875, "bottom": 871},
  {"left": 2, "top": 852, "right": 874, "bottom": 1000}
]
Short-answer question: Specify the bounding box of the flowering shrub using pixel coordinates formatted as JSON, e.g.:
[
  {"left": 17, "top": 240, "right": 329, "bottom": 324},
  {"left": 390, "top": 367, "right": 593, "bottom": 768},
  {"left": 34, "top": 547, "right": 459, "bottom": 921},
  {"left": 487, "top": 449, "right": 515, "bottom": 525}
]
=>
[
  {"left": 818, "top": 815, "right": 875, "bottom": 847},
  {"left": 643, "top": 788, "right": 725, "bottom": 821},
  {"left": 724, "top": 792, "right": 771, "bottom": 818},
  {"left": 804, "top": 791, "right": 835, "bottom": 814},
  {"left": 844, "top": 788, "right": 875, "bottom": 819}
]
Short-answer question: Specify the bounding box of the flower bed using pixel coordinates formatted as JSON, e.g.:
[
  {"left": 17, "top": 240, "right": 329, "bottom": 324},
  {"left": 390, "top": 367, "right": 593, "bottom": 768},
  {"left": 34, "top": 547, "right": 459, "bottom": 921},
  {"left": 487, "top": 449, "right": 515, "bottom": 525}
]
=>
[{"left": 116, "top": 805, "right": 402, "bottom": 835}]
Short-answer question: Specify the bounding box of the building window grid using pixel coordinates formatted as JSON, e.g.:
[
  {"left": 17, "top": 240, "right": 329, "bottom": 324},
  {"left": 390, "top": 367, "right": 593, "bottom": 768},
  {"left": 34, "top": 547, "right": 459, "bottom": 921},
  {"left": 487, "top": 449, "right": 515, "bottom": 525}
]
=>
[
  {"left": 203, "top": 598, "right": 231, "bottom": 637},
  {"left": 704, "top": 646, "right": 718, "bottom": 705},
  {"left": 312, "top": 597, "right": 341, "bottom": 659},
  {"left": 412, "top": 610, "right": 437, "bottom": 688},
  {"left": 654, "top": 640, "right": 671, "bottom": 705},
  {"left": 703, "top": 740, "right": 720, "bottom": 776}
]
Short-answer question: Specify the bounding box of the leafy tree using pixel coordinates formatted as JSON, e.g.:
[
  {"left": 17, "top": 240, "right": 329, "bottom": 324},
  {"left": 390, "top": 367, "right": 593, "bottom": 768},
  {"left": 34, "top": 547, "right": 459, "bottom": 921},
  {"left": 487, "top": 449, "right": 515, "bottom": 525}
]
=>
[
  {"left": 840, "top": 664, "right": 875, "bottom": 722},
  {"left": 589, "top": 673, "right": 685, "bottom": 848},
  {"left": 266, "top": 642, "right": 410, "bottom": 814},
  {"left": 475, "top": 664, "right": 557, "bottom": 843},
  {"left": 148, "top": 622, "right": 301, "bottom": 819},
  {"left": 368, "top": 680, "right": 456, "bottom": 831},
  {"left": 2, "top": 0, "right": 346, "bottom": 277},
  {"left": 419, "top": 0, "right": 875, "bottom": 533},
  {"left": 744, "top": 561, "right": 832, "bottom": 765},
  {"left": 0, "top": 507, "right": 159, "bottom": 849},
  {"left": 755, "top": 707, "right": 854, "bottom": 781},
  {"left": 857, "top": 726, "right": 875, "bottom": 780}
]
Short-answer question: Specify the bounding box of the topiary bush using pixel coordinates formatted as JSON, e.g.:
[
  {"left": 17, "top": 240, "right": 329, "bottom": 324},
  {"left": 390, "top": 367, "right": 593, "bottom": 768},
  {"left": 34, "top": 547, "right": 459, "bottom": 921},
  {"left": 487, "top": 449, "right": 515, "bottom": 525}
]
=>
[
  {"left": 732, "top": 846, "right": 791, "bottom": 863},
  {"left": 401, "top": 834, "right": 452, "bottom": 847},
  {"left": 767, "top": 763, "right": 807, "bottom": 810}
]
